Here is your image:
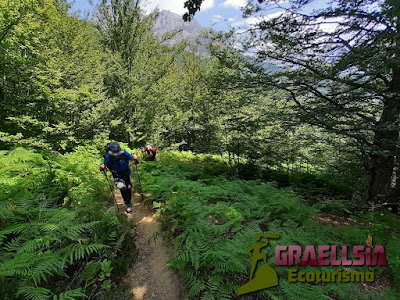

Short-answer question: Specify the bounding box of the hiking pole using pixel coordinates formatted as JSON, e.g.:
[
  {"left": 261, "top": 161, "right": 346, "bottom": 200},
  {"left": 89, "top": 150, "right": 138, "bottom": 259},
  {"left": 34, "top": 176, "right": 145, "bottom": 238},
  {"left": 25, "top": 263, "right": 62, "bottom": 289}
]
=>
[
  {"left": 102, "top": 169, "right": 119, "bottom": 212},
  {"left": 134, "top": 163, "right": 144, "bottom": 201}
]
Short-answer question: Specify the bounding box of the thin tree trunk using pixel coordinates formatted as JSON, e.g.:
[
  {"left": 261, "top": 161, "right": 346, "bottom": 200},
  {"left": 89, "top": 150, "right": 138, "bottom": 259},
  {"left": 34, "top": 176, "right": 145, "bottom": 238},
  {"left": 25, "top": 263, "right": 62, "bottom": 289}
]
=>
[{"left": 0, "top": 83, "right": 4, "bottom": 102}]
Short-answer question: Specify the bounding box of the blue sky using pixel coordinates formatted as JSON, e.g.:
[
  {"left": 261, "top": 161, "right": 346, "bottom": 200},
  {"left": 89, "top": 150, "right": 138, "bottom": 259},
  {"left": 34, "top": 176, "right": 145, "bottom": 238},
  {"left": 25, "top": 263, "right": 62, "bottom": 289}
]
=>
[
  {"left": 70, "top": 0, "right": 329, "bottom": 32},
  {"left": 70, "top": 0, "right": 282, "bottom": 31}
]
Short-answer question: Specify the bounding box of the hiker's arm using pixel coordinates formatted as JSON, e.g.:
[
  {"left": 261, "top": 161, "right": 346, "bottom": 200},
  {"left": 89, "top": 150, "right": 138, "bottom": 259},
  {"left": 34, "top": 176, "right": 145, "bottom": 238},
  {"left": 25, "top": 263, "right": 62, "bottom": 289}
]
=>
[
  {"left": 124, "top": 150, "right": 139, "bottom": 164},
  {"left": 100, "top": 155, "right": 109, "bottom": 171},
  {"left": 124, "top": 150, "right": 133, "bottom": 160},
  {"left": 132, "top": 153, "right": 139, "bottom": 164}
]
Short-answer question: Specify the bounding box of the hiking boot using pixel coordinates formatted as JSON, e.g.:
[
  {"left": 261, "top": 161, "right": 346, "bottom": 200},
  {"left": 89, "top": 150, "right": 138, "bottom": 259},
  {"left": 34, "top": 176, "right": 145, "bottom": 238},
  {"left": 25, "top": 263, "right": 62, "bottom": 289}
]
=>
[{"left": 126, "top": 204, "right": 132, "bottom": 213}]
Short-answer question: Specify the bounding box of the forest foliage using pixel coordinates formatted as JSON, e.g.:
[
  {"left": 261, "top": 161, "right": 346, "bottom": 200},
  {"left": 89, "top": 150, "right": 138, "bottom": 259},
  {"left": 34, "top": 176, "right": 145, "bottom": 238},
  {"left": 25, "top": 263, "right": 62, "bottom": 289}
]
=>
[
  {"left": 2, "top": 0, "right": 399, "bottom": 206},
  {"left": 0, "top": 147, "right": 135, "bottom": 299},
  {"left": 140, "top": 152, "right": 400, "bottom": 300},
  {"left": 1, "top": 0, "right": 400, "bottom": 299},
  {"left": 0, "top": 0, "right": 362, "bottom": 196}
]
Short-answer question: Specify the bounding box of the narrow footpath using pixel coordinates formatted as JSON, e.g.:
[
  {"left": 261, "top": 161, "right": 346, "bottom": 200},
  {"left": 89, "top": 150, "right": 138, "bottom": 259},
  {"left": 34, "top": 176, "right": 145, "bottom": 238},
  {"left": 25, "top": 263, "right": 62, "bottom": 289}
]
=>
[{"left": 115, "top": 192, "right": 184, "bottom": 300}]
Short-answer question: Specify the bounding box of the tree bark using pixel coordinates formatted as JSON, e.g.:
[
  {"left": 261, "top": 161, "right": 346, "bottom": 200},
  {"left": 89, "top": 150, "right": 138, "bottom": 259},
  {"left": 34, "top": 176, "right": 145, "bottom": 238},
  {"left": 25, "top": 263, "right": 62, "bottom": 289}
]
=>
[
  {"left": 367, "top": 68, "right": 400, "bottom": 202},
  {"left": 0, "top": 83, "right": 4, "bottom": 101}
]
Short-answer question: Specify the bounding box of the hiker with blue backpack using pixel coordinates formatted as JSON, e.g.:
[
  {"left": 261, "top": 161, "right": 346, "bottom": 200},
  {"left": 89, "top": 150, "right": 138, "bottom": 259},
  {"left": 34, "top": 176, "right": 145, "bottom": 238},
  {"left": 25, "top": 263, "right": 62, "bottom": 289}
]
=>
[{"left": 100, "top": 142, "right": 139, "bottom": 213}]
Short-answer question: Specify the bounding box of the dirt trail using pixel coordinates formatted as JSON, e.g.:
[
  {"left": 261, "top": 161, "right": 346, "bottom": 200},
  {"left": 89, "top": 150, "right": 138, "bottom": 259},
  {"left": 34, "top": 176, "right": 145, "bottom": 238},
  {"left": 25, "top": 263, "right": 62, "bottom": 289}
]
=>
[{"left": 115, "top": 192, "right": 183, "bottom": 300}]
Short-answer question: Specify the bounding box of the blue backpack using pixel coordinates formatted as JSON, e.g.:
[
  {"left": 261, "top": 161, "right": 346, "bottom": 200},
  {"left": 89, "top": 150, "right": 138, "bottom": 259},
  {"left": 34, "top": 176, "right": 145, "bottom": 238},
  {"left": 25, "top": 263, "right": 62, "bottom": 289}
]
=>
[{"left": 104, "top": 143, "right": 129, "bottom": 174}]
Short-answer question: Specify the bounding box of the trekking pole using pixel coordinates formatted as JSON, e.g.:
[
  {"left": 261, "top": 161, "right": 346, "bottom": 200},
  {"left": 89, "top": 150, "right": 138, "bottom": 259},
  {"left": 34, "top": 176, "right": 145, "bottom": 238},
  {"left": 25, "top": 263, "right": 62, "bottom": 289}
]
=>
[
  {"left": 134, "top": 163, "right": 145, "bottom": 201},
  {"left": 102, "top": 169, "right": 119, "bottom": 212}
]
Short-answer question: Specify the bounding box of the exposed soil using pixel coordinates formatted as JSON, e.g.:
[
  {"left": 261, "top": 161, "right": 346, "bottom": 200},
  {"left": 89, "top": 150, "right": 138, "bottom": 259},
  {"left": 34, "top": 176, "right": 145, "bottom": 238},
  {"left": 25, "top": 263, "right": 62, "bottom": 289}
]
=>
[
  {"left": 311, "top": 213, "right": 359, "bottom": 227},
  {"left": 115, "top": 192, "right": 185, "bottom": 300}
]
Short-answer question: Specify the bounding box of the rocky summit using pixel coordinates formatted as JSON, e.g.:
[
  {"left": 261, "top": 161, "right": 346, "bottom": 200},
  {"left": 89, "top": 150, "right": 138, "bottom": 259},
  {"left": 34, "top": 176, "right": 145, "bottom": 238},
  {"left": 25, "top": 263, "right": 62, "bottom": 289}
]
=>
[{"left": 153, "top": 10, "right": 209, "bottom": 54}]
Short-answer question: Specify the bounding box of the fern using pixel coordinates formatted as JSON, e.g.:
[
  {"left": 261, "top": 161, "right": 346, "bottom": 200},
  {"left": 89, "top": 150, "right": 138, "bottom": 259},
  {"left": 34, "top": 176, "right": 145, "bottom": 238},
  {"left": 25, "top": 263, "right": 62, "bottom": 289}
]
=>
[
  {"left": 140, "top": 151, "right": 400, "bottom": 299},
  {"left": 17, "top": 286, "right": 51, "bottom": 300},
  {"left": 63, "top": 221, "right": 101, "bottom": 241},
  {"left": 0, "top": 147, "right": 134, "bottom": 299},
  {"left": 64, "top": 242, "right": 109, "bottom": 264},
  {"left": 113, "top": 232, "right": 126, "bottom": 253},
  {"left": 17, "top": 236, "right": 61, "bottom": 254},
  {"left": 53, "top": 288, "right": 86, "bottom": 300},
  {"left": 0, "top": 252, "right": 65, "bottom": 284}
]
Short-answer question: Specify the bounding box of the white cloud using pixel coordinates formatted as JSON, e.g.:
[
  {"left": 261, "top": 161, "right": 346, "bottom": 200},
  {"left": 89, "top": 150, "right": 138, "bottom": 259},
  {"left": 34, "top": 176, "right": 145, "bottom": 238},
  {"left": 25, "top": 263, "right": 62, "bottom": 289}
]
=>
[
  {"left": 232, "top": 11, "right": 284, "bottom": 28},
  {"left": 221, "top": 0, "right": 247, "bottom": 9},
  {"left": 227, "top": 17, "right": 235, "bottom": 22},
  {"left": 142, "top": 0, "right": 214, "bottom": 15},
  {"left": 316, "top": 17, "right": 343, "bottom": 33},
  {"left": 212, "top": 14, "right": 224, "bottom": 22},
  {"left": 201, "top": 0, "right": 215, "bottom": 11},
  {"left": 265, "top": 11, "right": 284, "bottom": 21}
]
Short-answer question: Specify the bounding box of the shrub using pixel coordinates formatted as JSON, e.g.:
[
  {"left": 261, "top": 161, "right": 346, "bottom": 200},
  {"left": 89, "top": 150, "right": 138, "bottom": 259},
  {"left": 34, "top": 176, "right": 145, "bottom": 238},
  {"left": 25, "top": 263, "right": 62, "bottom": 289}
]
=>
[{"left": 0, "top": 147, "right": 135, "bottom": 299}]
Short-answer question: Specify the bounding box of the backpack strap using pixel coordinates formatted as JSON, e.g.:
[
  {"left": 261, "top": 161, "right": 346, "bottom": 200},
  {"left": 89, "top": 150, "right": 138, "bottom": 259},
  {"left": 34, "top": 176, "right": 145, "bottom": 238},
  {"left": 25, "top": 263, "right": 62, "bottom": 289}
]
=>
[{"left": 106, "top": 152, "right": 129, "bottom": 170}]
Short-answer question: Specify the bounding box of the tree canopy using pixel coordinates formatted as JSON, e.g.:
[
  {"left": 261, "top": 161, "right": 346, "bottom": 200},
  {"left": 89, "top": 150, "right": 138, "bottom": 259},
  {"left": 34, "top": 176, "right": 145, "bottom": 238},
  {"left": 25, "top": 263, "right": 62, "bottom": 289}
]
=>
[{"left": 209, "top": 0, "right": 400, "bottom": 203}]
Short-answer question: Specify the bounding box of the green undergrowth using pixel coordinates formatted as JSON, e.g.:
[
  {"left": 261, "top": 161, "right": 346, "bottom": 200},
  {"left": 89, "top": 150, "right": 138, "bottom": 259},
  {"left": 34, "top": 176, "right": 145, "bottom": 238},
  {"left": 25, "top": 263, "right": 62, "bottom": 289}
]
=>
[
  {"left": 138, "top": 151, "right": 400, "bottom": 300},
  {"left": 225, "top": 161, "right": 354, "bottom": 199},
  {"left": 0, "top": 147, "right": 136, "bottom": 300}
]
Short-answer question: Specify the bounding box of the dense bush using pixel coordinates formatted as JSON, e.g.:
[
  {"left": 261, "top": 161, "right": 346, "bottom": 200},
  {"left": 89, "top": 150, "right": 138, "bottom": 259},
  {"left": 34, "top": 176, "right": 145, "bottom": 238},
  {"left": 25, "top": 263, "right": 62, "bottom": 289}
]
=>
[{"left": 0, "top": 147, "right": 135, "bottom": 300}]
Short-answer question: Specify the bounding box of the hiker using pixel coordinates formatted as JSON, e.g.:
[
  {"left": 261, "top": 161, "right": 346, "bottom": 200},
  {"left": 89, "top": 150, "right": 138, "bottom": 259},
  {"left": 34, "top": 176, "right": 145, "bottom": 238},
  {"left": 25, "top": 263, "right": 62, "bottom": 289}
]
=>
[
  {"left": 100, "top": 142, "right": 138, "bottom": 213},
  {"left": 142, "top": 144, "right": 156, "bottom": 161}
]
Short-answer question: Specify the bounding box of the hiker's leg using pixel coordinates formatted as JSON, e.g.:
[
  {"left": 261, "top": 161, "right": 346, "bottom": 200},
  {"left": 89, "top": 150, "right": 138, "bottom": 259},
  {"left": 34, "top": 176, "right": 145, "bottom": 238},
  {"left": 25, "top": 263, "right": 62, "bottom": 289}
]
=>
[
  {"left": 125, "top": 175, "right": 132, "bottom": 205},
  {"left": 119, "top": 175, "right": 132, "bottom": 205},
  {"left": 115, "top": 178, "right": 129, "bottom": 204}
]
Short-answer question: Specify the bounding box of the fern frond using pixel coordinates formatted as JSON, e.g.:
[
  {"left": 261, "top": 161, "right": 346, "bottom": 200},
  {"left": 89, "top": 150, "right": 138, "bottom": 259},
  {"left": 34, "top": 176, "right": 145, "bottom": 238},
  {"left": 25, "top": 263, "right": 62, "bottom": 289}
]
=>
[
  {"left": 113, "top": 232, "right": 126, "bottom": 253},
  {"left": 187, "top": 279, "right": 206, "bottom": 297},
  {"left": 30, "top": 254, "right": 66, "bottom": 284},
  {"left": 17, "top": 236, "right": 61, "bottom": 254},
  {"left": 63, "top": 222, "right": 100, "bottom": 241},
  {"left": 17, "top": 286, "right": 51, "bottom": 300},
  {"left": 65, "top": 243, "right": 109, "bottom": 264},
  {"left": 53, "top": 288, "right": 86, "bottom": 300},
  {"left": 3, "top": 237, "right": 24, "bottom": 252},
  {"left": 0, "top": 222, "right": 39, "bottom": 243},
  {"left": 0, "top": 252, "right": 64, "bottom": 284}
]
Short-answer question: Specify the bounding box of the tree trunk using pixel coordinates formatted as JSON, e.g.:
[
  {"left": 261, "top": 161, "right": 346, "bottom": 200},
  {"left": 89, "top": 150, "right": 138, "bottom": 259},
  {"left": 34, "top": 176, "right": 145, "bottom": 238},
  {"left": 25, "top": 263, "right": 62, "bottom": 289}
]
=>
[
  {"left": 0, "top": 84, "right": 4, "bottom": 103},
  {"left": 367, "top": 68, "right": 400, "bottom": 202},
  {"left": 368, "top": 152, "right": 395, "bottom": 202},
  {"left": 392, "top": 165, "right": 400, "bottom": 196}
]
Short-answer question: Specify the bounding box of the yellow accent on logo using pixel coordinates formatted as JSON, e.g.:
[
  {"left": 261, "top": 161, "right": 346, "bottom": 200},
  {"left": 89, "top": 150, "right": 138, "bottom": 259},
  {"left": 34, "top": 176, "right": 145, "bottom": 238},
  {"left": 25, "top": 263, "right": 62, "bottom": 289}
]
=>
[
  {"left": 366, "top": 235, "right": 373, "bottom": 247},
  {"left": 237, "top": 234, "right": 280, "bottom": 296}
]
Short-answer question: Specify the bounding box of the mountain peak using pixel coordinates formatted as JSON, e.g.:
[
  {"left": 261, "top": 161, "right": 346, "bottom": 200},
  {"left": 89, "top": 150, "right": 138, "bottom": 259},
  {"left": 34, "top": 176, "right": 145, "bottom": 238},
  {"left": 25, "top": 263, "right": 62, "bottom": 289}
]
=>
[{"left": 153, "top": 10, "right": 209, "bottom": 54}]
